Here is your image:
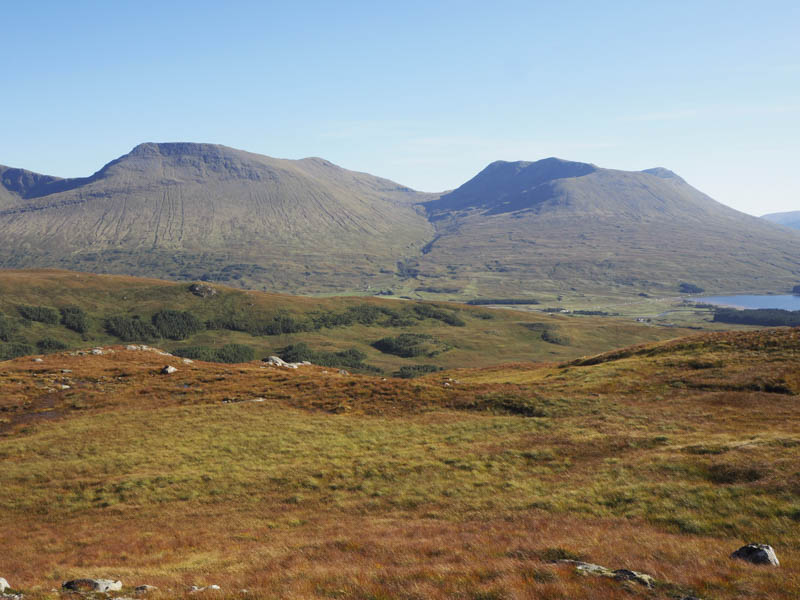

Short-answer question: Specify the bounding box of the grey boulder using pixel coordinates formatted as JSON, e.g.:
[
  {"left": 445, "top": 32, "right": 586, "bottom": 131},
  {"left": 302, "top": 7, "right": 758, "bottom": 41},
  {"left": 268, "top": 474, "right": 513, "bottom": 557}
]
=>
[{"left": 731, "top": 544, "right": 780, "bottom": 566}]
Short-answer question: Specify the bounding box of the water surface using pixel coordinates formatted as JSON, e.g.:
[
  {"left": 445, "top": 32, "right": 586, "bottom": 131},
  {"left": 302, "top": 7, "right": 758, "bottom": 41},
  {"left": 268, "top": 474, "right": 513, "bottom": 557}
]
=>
[{"left": 697, "top": 294, "right": 800, "bottom": 310}]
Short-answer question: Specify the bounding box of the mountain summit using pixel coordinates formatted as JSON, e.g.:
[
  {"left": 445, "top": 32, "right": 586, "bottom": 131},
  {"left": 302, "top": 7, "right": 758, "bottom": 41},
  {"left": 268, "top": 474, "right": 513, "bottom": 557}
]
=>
[{"left": 1, "top": 146, "right": 799, "bottom": 297}]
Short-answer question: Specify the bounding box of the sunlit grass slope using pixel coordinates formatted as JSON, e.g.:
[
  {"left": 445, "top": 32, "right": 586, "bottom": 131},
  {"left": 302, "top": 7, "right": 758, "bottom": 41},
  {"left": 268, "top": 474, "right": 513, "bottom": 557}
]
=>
[{"left": 0, "top": 327, "right": 798, "bottom": 598}]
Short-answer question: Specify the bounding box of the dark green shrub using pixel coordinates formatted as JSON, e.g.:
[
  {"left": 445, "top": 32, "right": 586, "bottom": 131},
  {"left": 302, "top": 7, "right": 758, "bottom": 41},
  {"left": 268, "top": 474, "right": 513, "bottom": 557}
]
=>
[
  {"left": 173, "top": 345, "right": 217, "bottom": 362},
  {"left": 0, "top": 342, "right": 34, "bottom": 360},
  {"left": 17, "top": 304, "right": 60, "bottom": 324},
  {"left": 152, "top": 309, "right": 202, "bottom": 340},
  {"left": 206, "top": 312, "right": 310, "bottom": 336},
  {"left": 36, "top": 337, "right": 68, "bottom": 352},
  {"left": 679, "top": 282, "right": 705, "bottom": 294},
  {"left": 372, "top": 333, "right": 433, "bottom": 357},
  {"left": 0, "top": 314, "right": 16, "bottom": 342},
  {"left": 413, "top": 303, "right": 465, "bottom": 326},
  {"left": 214, "top": 343, "right": 255, "bottom": 363},
  {"left": 60, "top": 306, "right": 89, "bottom": 334},
  {"left": 173, "top": 343, "right": 255, "bottom": 363},
  {"left": 277, "top": 343, "right": 377, "bottom": 372},
  {"left": 105, "top": 316, "right": 159, "bottom": 342},
  {"left": 394, "top": 364, "right": 441, "bottom": 378}
]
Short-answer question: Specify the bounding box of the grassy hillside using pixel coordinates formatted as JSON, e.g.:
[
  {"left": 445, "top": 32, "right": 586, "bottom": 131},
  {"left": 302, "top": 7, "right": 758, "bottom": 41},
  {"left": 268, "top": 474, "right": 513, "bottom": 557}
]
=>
[
  {"left": 0, "top": 327, "right": 797, "bottom": 598},
  {"left": 0, "top": 270, "right": 701, "bottom": 374}
]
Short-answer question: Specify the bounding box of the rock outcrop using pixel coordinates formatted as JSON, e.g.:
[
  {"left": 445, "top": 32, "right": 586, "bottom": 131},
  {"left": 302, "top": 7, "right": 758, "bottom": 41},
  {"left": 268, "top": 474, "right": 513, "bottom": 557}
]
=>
[
  {"left": 731, "top": 544, "right": 780, "bottom": 566},
  {"left": 189, "top": 283, "right": 217, "bottom": 298}
]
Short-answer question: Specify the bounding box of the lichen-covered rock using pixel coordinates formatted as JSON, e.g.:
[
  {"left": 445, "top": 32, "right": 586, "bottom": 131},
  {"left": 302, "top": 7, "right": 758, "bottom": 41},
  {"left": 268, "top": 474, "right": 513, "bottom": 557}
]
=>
[
  {"left": 731, "top": 544, "right": 780, "bottom": 566},
  {"left": 561, "top": 561, "right": 655, "bottom": 588},
  {"left": 613, "top": 569, "right": 655, "bottom": 588},
  {"left": 135, "top": 584, "right": 158, "bottom": 594},
  {"left": 161, "top": 365, "right": 178, "bottom": 375},
  {"left": 62, "top": 578, "right": 122, "bottom": 592},
  {"left": 0, "top": 578, "right": 8, "bottom": 592},
  {"left": 563, "top": 561, "right": 615, "bottom": 577}
]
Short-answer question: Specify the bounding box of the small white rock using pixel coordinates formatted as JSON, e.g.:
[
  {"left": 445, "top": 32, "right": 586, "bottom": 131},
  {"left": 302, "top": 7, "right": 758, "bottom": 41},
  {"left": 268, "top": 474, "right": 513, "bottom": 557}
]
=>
[
  {"left": 161, "top": 365, "right": 178, "bottom": 375},
  {"left": 0, "top": 578, "right": 9, "bottom": 592},
  {"left": 33, "top": 358, "right": 44, "bottom": 363}
]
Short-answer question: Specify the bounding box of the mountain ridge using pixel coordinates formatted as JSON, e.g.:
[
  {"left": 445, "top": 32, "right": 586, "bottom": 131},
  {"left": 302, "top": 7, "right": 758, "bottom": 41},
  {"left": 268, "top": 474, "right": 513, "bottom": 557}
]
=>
[{"left": 2, "top": 143, "right": 799, "bottom": 298}]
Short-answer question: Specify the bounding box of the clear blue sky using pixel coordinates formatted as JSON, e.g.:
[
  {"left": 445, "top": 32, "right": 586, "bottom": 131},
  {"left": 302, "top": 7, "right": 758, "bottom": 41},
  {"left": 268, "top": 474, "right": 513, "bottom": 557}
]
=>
[{"left": 2, "top": 1, "right": 798, "bottom": 215}]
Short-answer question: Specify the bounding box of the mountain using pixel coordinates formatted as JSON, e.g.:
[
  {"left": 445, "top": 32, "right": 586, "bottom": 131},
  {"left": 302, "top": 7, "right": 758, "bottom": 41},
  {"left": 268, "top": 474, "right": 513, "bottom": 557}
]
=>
[
  {"left": 0, "top": 143, "right": 434, "bottom": 292},
  {"left": 2, "top": 147, "right": 800, "bottom": 298},
  {"left": 414, "top": 158, "right": 800, "bottom": 297},
  {"left": 762, "top": 210, "right": 800, "bottom": 230}
]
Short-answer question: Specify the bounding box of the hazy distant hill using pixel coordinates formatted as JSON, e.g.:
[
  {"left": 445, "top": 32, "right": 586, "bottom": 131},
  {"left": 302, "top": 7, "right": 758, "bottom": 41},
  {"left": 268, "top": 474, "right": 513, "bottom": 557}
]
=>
[
  {"left": 762, "top": 210, "right": 800, "bottom": 230},
  {"left": 0, "top": 143, "right": 434, "bottom": 292},
  {"left": 415, "top": 158, "right": 800, "bottom": 297},
  {"left": 2, "top": 146, "right": 800, "bottom": 298}
]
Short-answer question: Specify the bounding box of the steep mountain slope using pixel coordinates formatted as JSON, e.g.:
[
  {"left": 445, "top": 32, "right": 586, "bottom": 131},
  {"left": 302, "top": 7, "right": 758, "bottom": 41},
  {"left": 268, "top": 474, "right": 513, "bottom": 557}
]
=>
[
  {"left": 414, "top": 158, "right": 800, "bottom": 297},
  {"left": 0, "top": 143, "right": 434, "bottom": 292},
  {"left": 763, "top": 210, "right": 800, "bottom": 230},
  {"left": 2, "top": 148, "right": 800, "bottom": 299}
]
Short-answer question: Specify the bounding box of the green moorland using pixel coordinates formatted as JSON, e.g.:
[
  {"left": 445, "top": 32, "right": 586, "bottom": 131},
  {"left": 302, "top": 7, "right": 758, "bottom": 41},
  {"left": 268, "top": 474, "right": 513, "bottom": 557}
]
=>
[
  {"left": 0, "top": 270, "right": 706, "bottom": 374},
  {"left": 0, "top": 327, "right": 797, "bottom": 598}
]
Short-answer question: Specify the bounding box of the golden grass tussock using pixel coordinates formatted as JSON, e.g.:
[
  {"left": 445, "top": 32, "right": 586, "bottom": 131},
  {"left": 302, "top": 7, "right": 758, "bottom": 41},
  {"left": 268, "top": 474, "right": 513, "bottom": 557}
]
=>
[{"left": 0, "top": 326, "right": 798, "bottom": 598}]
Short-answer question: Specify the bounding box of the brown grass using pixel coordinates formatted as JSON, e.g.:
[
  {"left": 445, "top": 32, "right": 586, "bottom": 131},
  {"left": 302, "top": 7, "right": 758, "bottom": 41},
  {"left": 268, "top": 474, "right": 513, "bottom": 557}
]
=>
[{"left": 1, "top": 328, "right": 799, "bottom": 598}]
